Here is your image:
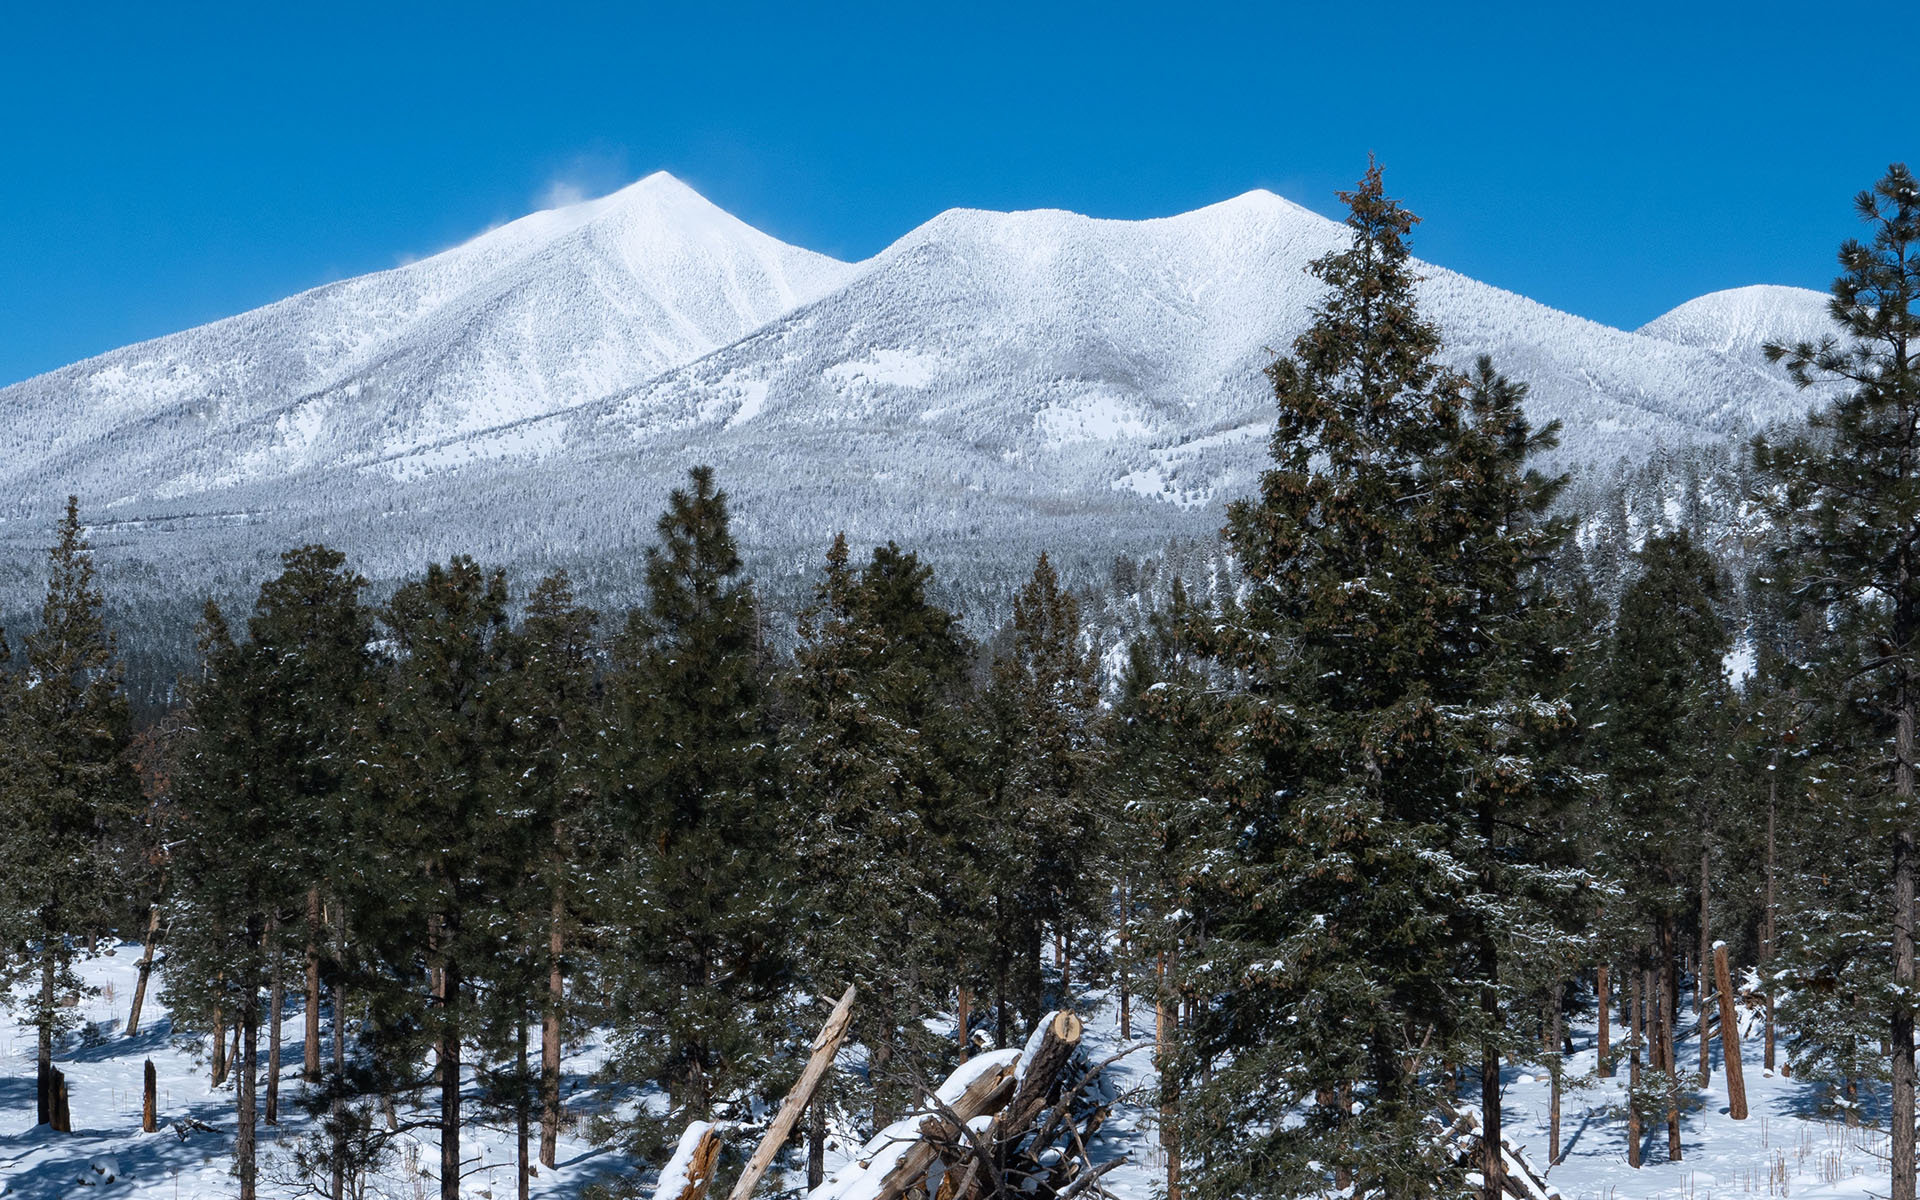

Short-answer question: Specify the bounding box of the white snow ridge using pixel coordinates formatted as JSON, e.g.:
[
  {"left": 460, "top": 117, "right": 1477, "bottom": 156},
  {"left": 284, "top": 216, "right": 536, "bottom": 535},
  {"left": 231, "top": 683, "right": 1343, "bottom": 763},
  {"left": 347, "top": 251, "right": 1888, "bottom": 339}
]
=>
[{"left": 0, "top": 174, "right": 1839, "bottom": 601}]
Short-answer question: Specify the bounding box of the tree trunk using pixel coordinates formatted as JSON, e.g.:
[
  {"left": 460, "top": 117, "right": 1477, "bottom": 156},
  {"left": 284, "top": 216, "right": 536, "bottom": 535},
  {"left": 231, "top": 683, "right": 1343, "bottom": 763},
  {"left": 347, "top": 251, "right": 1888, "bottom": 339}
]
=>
[
  {"left": 1598, "top": 963, "right": 1611, "bottom": 1077},
  {"left": 126, "top": 905, "right": 160, "bottom": 1037},
  {"left": 518, "top": 1014, "right": 531, "bottom": 1200},
  {"left": 808, "top": 1091, "right": 827, "bottom": 1191},
  {"left": 440, "top": 957, "right": 461, "bottom": 1200},
  {"left": 305, "top": 888, "right": 322, "bottom": 1084},
  {"left": 1713, "top": 942, "right": 1748, "bottom": 1119},
  {"left": 540, "top": 881, "right": 564, "bottom": 1169},
  {"left": 1156, "top": 952, "right": 1180, "bottom": 1200},
  {"left": 330, "top": 918, "right": 347, "bottom": 1200},
  {"left": 728, "top": 984, "right": 857, "bottom": 1200},
  {"left": 1895, "top": 822, "right": 1916, "bottom": 1200},
  {"left": 1660, "top": 922, "right": 1681, "bottom": 1162},
  {"left": 1699, "top": 843, "right": 1712, "bottom": 1087},
  {"left": 37, "top": 944, "right": 55, "bottom": 1127},
  {"left": 956, "top": 986, "right": 971, "bottom": 1060},
  {"left": 49, "top": 1066, "right": 70, "bottom": 1133},
  {"left": 1478, "top": 800, "right": 1503, "bottom": 1200},
  {"left": 212, "top": 988, "right": 229, "bottom": 1088},
  {"left": 1627, "top": 966, "right": 1642, "bottom": 1169},
  {"left": 237, "top": 975, "right": 259, "bottom": 1200},
  {"left": 267, "top": 917, "right": 283, "bottom": 1126},
  {"left": 142, "top": 1058, "right": 156, "bottom": 1133},
  {"left": 1118, "top": 878, "right": 1131, "bottom": 1040},
  {"left": 1549, "top": 979, "right": 1563, "bottom": 1165}
]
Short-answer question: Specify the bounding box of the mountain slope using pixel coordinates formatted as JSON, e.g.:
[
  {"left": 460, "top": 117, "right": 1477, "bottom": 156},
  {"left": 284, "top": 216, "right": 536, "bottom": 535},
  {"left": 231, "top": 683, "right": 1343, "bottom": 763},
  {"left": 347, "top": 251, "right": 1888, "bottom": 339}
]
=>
[
  {"left": 0, "top": 172, "right": 854, "bottom": 500},
  {"left": 0, "top": 179, "right": 1841, "bottom": 676}
]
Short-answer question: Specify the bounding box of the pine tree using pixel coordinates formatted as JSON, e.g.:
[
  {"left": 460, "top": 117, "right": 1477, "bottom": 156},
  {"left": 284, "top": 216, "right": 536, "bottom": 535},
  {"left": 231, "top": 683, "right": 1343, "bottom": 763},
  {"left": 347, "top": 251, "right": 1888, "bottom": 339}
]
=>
[
  {"left": 497, "top": 570, "right": 600, "bottom": 1182},
  {"left": 1178, "top": 166, "right": 1590, "bottom": 1198},
  {"left": 788, "top": 534, "right": 974, "bottom": 1127},
  {"left": 351, "top": 556, "right": 520, "bottom": 1200},
  {"left": 0, "top": 497, "right": 138, "bottom": 1129},
  {"left": 1594, "top": 530, "right": 1732, "bottom": 1160},
  {"left": 1753, "top": 162, "right": 1920, "bottom": 1199},
  {"left": 978, "top": 552, "right": 1102, "bottom": 1040},
  {"left": 604, "top": 466, "right": 794, "bottom": 1146}
]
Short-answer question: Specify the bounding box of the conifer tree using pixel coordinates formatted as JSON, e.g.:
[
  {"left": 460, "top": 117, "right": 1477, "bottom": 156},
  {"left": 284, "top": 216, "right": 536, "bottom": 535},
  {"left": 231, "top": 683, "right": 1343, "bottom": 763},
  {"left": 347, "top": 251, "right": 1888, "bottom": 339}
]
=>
[
  {"left": 604, "top": 466, "right": 793, "bottom": 1144},
  {"left": 1594, "top": 530, "right": 1731, "bottom": 1160},
  {"left": 1179, "top": 166, "right": 1589, "bottom": 1198},
  {"left": 497, "top": 570, "right": 600, "bottom": 1179},
  {"left": 1753, "top": 162, "right": 1920, "bottom": 1197},
  {"left": 979, "top": 552, "right": 1101, "bottom": 1039},
  {"left": 788, "top": 534, "right": 973, "bottom": 1127},
  {"left": 351, "top": 556, "right": 518, "bottom": 1200},
  {"left": 0, "top": 497, "right": 138, "bottom": 1129}
]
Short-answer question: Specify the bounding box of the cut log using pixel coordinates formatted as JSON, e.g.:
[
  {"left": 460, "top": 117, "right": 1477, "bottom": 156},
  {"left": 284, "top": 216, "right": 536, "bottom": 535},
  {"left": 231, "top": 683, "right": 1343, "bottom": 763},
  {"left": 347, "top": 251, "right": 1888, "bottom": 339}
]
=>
[
  {"left": 998, "top": 1010, "right": 1083, "bottom": 1145},
  {"left": 143, "top": 1058, "right": 157, "bottom": 1133},
  {"left": 809, "top": 1050, "right": 1021, "bottom": 1200},
  {"left": 728, "top": 985, "right": 857, "bottom": 1200},
  {"left": 655, "top": 1121, "right": 727, "bottom": 1200}
]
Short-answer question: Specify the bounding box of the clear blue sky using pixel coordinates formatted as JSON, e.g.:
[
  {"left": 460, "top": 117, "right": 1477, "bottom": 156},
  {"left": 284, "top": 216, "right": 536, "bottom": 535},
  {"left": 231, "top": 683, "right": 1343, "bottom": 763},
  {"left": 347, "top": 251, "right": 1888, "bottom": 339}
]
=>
[{"left": 0, "top": 1, "right": 1896, "bottom": 387}]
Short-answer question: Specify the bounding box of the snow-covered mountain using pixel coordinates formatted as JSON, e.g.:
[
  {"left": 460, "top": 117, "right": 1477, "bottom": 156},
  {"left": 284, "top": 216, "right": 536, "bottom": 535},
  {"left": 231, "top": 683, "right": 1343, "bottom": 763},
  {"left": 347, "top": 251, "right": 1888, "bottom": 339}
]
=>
[
  {"left": 0, "top": 176, "right": 1841, "bottom": 647},
  {"left": 0, "top": 172, "right": 853, "bottom": 500}
]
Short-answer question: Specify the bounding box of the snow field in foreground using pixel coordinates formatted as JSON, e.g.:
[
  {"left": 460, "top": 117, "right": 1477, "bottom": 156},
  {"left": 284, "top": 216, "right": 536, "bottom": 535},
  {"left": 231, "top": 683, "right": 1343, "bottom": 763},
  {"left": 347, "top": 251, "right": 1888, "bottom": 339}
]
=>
[{"left": 0, "top": 945, "right": 1899, "bottom": 1198}]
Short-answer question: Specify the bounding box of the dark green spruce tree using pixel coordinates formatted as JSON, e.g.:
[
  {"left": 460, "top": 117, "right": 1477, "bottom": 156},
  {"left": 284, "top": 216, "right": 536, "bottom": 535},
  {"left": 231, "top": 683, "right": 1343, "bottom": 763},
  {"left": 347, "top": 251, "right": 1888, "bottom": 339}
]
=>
[
  {"left": 787, "top": 534, "right": 974, "bottom": 1131},
  {"left": 0, "top": 497, "right": 138, "bottom": 1130},
  {"left": 1179, "top": 166, "right": 1591, "bottom": 1199},
  {"left": 352, "top": 556, "right": 520, "bottom": 1200},
  {"left": 978, "top": 552, "right": 1102, "bottom": 1041},
  {"left": 604, "top": 466, "right": 793, "bottom": 1150},
  {"left": 1753, "top": 161, "right": 1920, "bottom": 1199}
]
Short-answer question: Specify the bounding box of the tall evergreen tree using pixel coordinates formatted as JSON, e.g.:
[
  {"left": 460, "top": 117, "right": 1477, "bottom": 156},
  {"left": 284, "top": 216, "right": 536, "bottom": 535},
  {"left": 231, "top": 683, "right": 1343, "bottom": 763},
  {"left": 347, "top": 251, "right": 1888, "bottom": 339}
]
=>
[
  {"left": 1753, "top": 162, "right": 1920, "bottom": 1197},
  {"left": 978, "top": 552, "right": 1102, "bottom": 1039},
  {"left": 0, "top": 497, "right": 138, "bottom": 1129},
  {"left": 351, "top": 556, "right": 519, "bottom": 1200},
  {"left": 604, "top": 466, "right": 793, "bottom": 1144},
  {"left": 788, "top": 535, "right": 974, "bottom": 1126},
  {"left": 1179, "top": 166, "right": 1589, "bottom": 1199}
]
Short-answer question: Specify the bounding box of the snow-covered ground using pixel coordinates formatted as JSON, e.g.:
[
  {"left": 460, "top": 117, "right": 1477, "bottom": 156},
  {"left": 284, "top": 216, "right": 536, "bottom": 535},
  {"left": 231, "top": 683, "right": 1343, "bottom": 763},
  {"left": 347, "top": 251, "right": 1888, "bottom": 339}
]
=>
[{"left": 1, "top": 946, "right": 1896, "bottom": 1197}]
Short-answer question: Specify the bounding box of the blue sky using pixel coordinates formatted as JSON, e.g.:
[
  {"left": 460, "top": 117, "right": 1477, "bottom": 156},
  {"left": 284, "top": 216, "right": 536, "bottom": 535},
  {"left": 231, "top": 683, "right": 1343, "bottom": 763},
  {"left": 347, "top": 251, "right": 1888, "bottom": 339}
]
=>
[{"left": 0, "top": 1, "right": 1895, "bottom": 386}]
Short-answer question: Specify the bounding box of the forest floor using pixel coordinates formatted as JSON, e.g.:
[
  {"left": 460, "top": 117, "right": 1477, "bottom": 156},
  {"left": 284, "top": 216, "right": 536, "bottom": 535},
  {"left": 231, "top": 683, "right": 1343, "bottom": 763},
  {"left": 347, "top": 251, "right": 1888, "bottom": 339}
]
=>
[{"left": 0, "top": 947, "right": 1898, "bottom": 1198}]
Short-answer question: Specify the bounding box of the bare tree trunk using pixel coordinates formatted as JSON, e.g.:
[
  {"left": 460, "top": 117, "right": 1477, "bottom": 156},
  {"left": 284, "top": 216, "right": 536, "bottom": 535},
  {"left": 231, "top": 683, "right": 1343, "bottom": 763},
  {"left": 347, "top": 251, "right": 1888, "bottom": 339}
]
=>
[
  {"left": 1627, "top": 966, "right": 1642, "bottom": 1169},
  {"left": 330, "top": 911, "right": 347, "bottom": 1200},
  {"left": 540, "top": 881, "right": 564, "bottom": 1169},
  {"left": 1598, "top": 963, "right": 1611, "bottom": 1077},
  {"left": 142, "top": 1059, "right": 156, "bottom": 1133},
  {"left": 1713, "top": 942, "right": 1749, "bottom": 1119},
  {"left": 1895, "top": 821, "right": 1916, "bottom": 1200},
  {"left": 1118, "top": 878, "right": 1131, "bottom": 1040},
  {"left": 267, "top": 917, "right": 283, "bottom": 1126},
  {"left": 126, "top": 905, "right": 161, "bottom": 1037},
  {"left": 305, "top": 888, "right": 322, "bottom": 1084},
  {"left": 807, "top": 1091, "right": 827, "bottom": 1190},
  {"left": 956, "top": 986, "right": 971, "bottom": 1060},
  {"left": 237, "top": 974, "right": 259, "bottom": 1200},
  {"left": 212, "top": 988, "right": 229, "bottom": 1088},
  {"left": 1549, "top": 979, "right": 1563, "bottom": 1165},
  {"left": 440, "top": 957, "right": 461, "bottom": 1200},
  {"left": 518, "top": 1014, "right": 531, "bottom": 1200},
  {"left": 1764, "top": 769, "right": 1778, "bottom": 1072},
  {"left": 37, "top": 945, "right": 55, "bottom": 1127},
  {"left": 1699, "top": 844, "right": 1712, "bottom": 1087},
  {"left": 1660, "top": 921, "right": 1681, "bottom": 1162},
  {"left": 1156, "top": 952, "right": 1180, "bottom": 1200}
]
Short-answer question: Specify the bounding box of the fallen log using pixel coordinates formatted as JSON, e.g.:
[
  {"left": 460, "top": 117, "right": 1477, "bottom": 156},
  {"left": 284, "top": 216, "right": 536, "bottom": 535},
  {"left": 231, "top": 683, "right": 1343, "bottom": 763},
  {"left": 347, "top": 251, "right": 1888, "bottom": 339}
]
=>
[
  {"left": 654, "top": 1121, "right": 728, "bottom": 1200},
  {"left": 729, "top": 984, "right": 859, "bottom": 1200}
]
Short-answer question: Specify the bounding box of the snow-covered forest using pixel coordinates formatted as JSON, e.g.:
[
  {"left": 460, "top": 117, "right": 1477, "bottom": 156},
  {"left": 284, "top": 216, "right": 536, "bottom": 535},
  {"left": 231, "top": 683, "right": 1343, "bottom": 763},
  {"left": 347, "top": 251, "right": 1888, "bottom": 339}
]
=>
[{"left": 2, "top": 162, "right": 1917, "bottom": 1200}]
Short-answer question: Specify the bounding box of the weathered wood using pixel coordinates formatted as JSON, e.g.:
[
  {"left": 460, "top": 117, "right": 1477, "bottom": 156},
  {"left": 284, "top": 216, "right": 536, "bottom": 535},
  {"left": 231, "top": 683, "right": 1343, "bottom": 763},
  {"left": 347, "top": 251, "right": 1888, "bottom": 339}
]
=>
[
  {"left": 867, "top": 1061, "right": 1020, "bottom": 1200},
  {"left": 658, "top": 1122, "right": 727, "bottom": 1200},
  {"left": 126, "top": 905, "right": 161, "bottom": 1037},
  {"left": 143, "top": 1058, "right": 157, "bottom": 1133},
  {"left": 998, "top": 1011, "right": 1083, "bottom": 1145},
  {"left": 728, "top": 984, "right": 858, "bottom": 1200},
  {"left": 50, "top": 1066, "right": 71, "bottom": 1133},
  {"left": 1713, "top": 942, "right": 1749, "bottom": 1119}
]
